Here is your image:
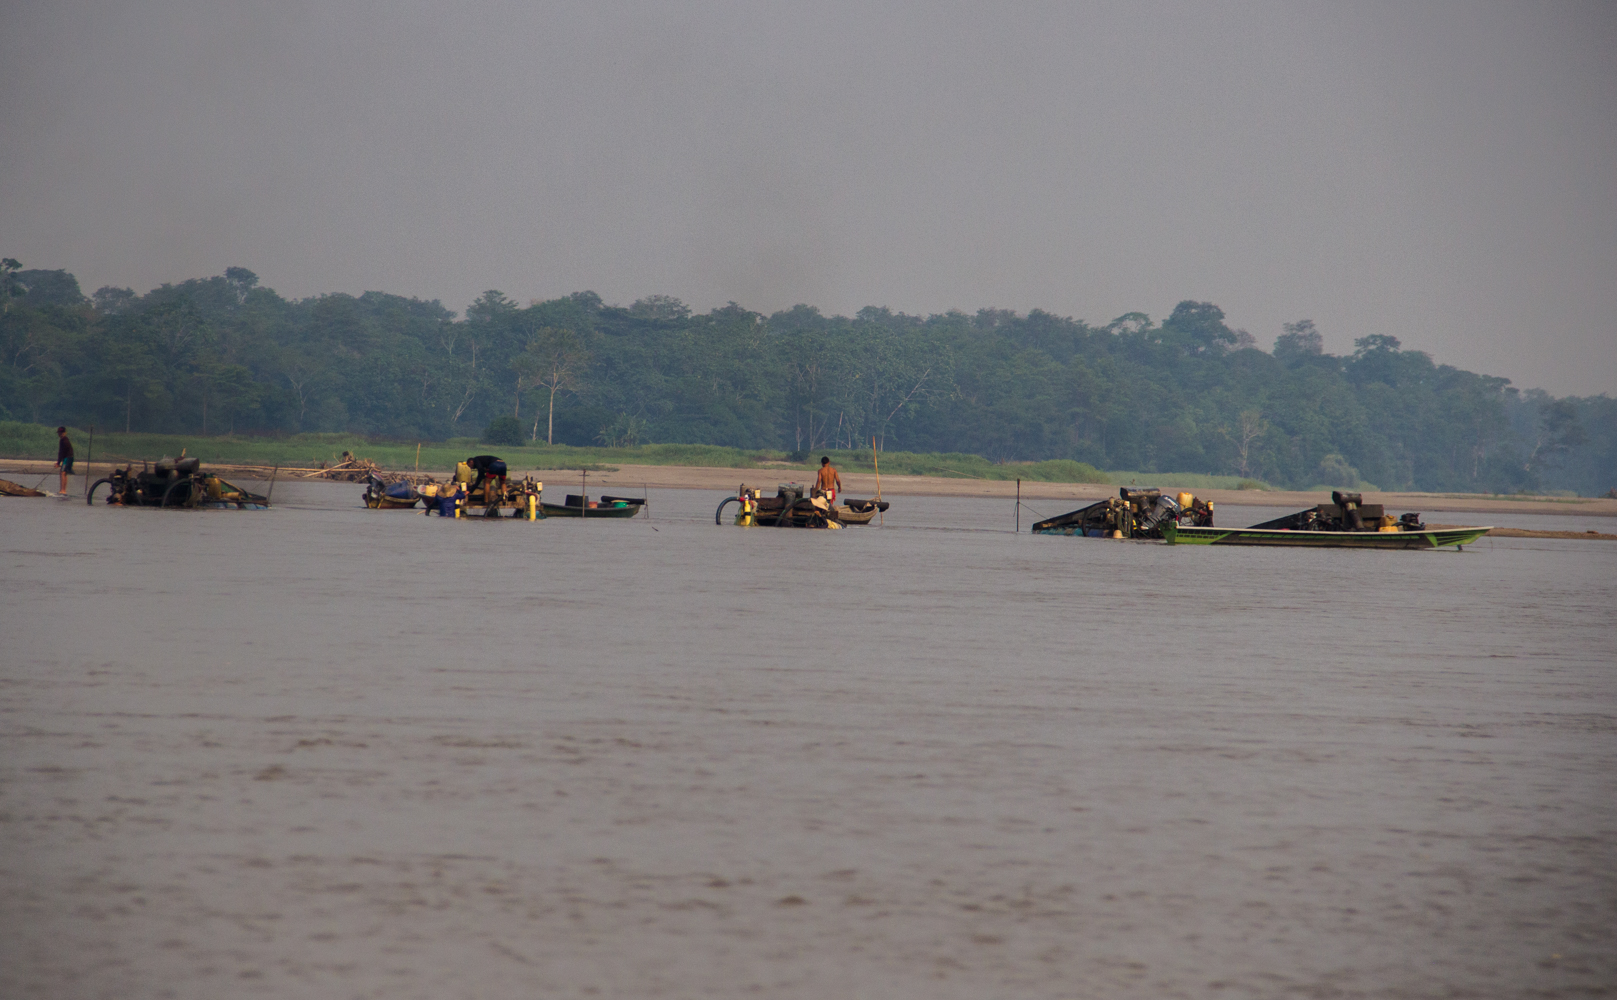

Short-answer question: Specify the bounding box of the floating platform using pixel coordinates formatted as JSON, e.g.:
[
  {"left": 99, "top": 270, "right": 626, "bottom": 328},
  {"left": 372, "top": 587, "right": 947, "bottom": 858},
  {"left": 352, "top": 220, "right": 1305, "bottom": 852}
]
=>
[
  {"left": 1031, "top": 488, "right": 1212, "bottom": 539},
  {"left": 716, "top": 483, "right": 884, "bottom": 528},
  {"left": 89, "top": 458, "right": 270, "bottom": 509}
]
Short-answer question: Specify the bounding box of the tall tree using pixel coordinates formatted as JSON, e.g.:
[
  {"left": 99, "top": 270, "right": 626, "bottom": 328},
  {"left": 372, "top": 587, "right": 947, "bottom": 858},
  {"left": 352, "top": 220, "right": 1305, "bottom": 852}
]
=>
[
  {"left": 516, "top": 326, "right": 589, "bottom": 443},
  {"left": 1274, "top": 320, "right": 1324, "bottom": 359}
]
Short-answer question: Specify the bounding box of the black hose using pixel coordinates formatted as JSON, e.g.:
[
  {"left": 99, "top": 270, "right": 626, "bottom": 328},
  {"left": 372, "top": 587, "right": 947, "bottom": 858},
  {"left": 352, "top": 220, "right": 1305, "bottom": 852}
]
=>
[
  {"left": 715, "top": 496, "right": 739, "bottom": 524},
  {"left": 161, "top": 475, "right": 193, "bottom": 508}
]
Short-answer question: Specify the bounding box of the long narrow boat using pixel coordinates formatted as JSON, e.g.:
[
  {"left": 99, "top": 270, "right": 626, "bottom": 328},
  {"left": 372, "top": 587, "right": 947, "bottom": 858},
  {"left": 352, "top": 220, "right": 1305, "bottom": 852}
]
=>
[
  {"left": 540, "top": 494, "right": 644, "bottom": 518},
  {"left": 1162, "top": 491, "right": 1489, "bottom": 549},
  {"left": 1163, "top": 521, "right": 1490, "bottom": 549}
]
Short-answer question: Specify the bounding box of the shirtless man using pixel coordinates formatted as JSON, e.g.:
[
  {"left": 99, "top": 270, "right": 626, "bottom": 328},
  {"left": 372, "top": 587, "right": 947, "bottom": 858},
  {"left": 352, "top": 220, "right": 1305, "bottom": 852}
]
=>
[{"left": 813, "top": 455, "right": 842, "bottom": 505}]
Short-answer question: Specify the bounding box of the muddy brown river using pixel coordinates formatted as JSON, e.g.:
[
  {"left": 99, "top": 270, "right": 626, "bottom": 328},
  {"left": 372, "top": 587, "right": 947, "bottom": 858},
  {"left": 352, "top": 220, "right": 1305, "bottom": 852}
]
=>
[{"left": 2, "top": 481, "right": 1614, "bottom": 998}]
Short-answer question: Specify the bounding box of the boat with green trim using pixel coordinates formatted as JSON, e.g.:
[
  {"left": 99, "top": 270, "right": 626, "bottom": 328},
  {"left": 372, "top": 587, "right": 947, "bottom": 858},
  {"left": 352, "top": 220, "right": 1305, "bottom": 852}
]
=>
[
  {"left": 1162, "top": 492, "right": 1489, "bottom": 549},
  {"left": 540, "top": 494, "right": 645, "bottom": 518},
  {"left": 1163, "top": 522, "right": 1489, "bottom": 548}
]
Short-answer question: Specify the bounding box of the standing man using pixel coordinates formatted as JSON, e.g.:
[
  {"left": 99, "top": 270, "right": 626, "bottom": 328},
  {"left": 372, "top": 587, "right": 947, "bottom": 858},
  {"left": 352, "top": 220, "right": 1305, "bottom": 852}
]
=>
[
  {"left": 55, "top": 426, "right": 74, "bottom": 496},
  {"left": 813, "top": 455, "right": 842, "bottom": 506}
]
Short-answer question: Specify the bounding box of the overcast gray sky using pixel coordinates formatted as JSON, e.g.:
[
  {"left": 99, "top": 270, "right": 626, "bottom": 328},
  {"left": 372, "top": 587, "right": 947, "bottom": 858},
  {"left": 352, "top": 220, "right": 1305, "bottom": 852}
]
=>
[{"left": 3, "top": 1, "right": 1613, "bottom": 394}]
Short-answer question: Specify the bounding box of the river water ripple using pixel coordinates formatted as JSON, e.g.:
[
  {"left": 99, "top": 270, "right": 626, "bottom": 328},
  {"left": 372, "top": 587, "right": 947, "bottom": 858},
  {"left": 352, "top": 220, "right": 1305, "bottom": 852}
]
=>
[{"left": 2, "top": 481, "right": 1614, "bottom": 998}]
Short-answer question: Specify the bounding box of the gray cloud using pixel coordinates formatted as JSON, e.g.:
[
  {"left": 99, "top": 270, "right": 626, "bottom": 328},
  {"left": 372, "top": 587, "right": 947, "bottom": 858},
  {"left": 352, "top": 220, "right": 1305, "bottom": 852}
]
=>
[{"left": 3, "top": 0, "right": 1613, "bottom": 392}]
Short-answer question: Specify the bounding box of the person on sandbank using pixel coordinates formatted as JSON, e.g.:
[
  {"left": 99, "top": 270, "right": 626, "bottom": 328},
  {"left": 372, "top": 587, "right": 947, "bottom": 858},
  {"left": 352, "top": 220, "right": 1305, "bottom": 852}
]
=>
[{"left": 55, "top": 426, "right": 74, "bottom": 496}]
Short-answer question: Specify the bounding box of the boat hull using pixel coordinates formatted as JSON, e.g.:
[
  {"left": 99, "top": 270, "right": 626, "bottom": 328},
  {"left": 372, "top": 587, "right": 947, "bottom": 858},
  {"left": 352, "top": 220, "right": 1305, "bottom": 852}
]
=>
[
  {"left": 1163, "top": 523, "right": 1490, "bottom": 549},
  {"left": 365, "top": 495, "right": 420, "bottom": 509},
  {"left": 539, "top": 502, "right": 641, "bottom": 518},
  {"left": 834, "top": 506, "right": 877, "bottom": 525}
]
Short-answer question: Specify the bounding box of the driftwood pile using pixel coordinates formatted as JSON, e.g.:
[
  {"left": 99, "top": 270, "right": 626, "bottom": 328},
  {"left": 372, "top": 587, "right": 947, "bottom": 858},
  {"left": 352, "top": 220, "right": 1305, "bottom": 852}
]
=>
[
  {"left": 299, "top": 452, "right": 432, "bottom": 486},
  {"left": 0, "top": 477, "right": 49, "bottom": 497}
]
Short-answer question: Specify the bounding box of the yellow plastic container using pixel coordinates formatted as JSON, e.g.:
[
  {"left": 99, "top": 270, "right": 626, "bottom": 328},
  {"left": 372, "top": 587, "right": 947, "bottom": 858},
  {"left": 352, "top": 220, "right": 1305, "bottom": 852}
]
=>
[
  {"left": 454, "top": 462, "right": 473, "bottom": 484},
  {"left": 1178, "top": 492, "right": 1195, "bottom": 509}
]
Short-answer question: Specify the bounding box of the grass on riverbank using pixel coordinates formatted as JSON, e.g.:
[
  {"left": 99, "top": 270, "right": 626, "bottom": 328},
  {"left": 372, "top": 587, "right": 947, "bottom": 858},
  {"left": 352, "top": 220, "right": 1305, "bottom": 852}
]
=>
[
  {"left": 0, "top": 422, "right": 1116, "bottom": 483},
  {"left": 1105, "top": 470, "right": 1276, "bottom": 491},
  {"left": 9, "top": 421, "right": 1329, "bottom": 488}
]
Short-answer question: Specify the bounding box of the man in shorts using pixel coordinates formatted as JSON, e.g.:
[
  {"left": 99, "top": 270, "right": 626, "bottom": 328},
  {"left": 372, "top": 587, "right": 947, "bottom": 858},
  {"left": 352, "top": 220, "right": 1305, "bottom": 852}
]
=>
[
  {"left": 813, "top": 455, "right": 841, "bottom": 506},
  {"left": 55, "top": 426, "right": 74, "bottom": 496}
]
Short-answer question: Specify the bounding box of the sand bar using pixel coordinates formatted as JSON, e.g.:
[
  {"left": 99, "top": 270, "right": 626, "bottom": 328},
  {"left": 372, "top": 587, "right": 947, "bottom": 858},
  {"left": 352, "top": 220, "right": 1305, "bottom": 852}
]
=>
[{"left": 8, "top": 457, "right": 1612, "bottom": 516}]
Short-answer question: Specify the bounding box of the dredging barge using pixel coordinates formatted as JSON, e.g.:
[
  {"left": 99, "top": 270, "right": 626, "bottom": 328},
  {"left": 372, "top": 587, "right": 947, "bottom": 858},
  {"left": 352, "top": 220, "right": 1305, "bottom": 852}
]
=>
[
  {"left": 88, "top": 456, "right": 270, "bottom": 509},
  {"left": 1033, "top": 488, "right": 1488, "bottom": 549},
  {"left": 1031, "top": 488, "right": 1214, "bottom": 539},
  {"left": 372, "top": 456, "right": 645, "bottom": 519},
  {"left": 1163, "top": 491, "right": 1490, "bottom": 549},
  {"left": 359, "top": 455, "right": 546, "bottom": 518},
  {"left": 715, "top": 483, "right": 888, "bottom": 528}
]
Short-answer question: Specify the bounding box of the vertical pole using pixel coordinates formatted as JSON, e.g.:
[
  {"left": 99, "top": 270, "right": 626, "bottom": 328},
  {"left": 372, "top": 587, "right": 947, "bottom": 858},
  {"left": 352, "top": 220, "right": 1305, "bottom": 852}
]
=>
[
  {"left": 83, "top": 425, "right": 94, "bottom": 498},
  {"left": 267, "top": 464, "right": 279, "bottom": 505},
  {"left": 414, "top": 442, "right": 421, "bottom": 475},
  {"left": 1016, "top": 478, "right": 1021, "bottom": 533},
  {"left": 872, "top": 435, "right": 882, "bottom": 525},
  {"left": 581, "top": 468, "right": 587, "bottom": 519},
  {"left": 644, "top": 482, "right": 649, "bottom": 520}
]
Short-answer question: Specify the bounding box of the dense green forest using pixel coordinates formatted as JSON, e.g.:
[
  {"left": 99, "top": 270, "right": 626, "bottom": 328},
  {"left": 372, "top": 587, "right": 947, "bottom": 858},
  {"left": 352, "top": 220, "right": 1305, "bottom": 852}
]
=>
[{"left": 2, "top": 259, "right": 1611, "bottom": 494}]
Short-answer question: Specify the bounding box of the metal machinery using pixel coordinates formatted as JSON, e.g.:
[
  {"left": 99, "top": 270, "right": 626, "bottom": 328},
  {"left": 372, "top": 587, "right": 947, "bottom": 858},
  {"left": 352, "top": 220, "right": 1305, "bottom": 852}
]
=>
[
  {"left": 87, "top": 456, "right": 270, "bottom": 509},
  {"left": 1162, "top": 491, "right": 1489, "bottom": 548},
  {"left": 418, "top": 458, "right": 545, "bottom": 519},
  {"left": 1031, "top": 487, "right": 1214, "bottom": 539},
  {"left": 1245, "top": 491, "right": 1422, "bottom": 533},
  {"left": 716, "top": 482, "right": 842, "bottom": 527}
]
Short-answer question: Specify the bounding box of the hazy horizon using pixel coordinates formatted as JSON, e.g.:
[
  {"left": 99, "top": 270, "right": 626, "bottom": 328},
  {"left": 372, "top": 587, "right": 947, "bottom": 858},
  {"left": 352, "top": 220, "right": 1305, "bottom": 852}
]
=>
[{"left": 4, "top": 1, "right": 1614, "bottom": 395}]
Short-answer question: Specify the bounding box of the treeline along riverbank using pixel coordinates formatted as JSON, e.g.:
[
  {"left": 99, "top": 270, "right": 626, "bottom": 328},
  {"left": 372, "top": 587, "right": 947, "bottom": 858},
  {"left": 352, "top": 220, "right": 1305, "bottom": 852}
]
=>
[{"left": 2, "top": 261, "right": 1612, "bottom": 495}]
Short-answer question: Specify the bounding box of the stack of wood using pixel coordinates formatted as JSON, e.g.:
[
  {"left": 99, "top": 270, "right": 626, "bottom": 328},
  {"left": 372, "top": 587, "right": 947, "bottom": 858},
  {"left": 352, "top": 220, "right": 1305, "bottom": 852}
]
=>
[
  {"left": 0, "top": 477, "right": 48, "bottom": 497},
  {"left": 299, "top": 452, "right": 432, "bottom": 486},
  {"left": 300, "top": 451, "right": 383, "bottom": 482}
]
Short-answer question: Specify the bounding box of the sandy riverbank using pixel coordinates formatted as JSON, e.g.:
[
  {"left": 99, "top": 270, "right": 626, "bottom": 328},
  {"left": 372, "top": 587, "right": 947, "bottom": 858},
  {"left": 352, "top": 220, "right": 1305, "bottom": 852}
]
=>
[{"left": 5, "top": 457, "right": 1614, "bottom": 517}]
